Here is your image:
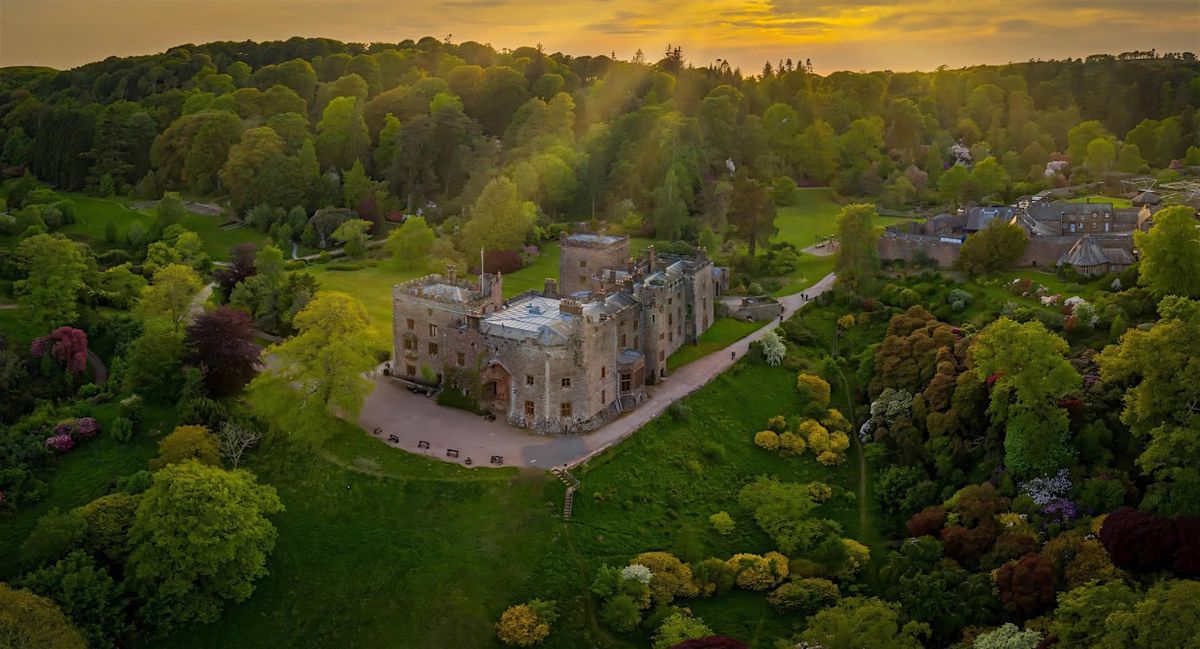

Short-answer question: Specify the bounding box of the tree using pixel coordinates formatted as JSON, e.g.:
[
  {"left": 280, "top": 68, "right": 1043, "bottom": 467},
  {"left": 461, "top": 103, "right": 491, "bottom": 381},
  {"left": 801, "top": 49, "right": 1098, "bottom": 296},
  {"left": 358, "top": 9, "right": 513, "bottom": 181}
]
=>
[
  {"left": 938, "top": 163, "right": 972, "bottom": 206},
  {"left": 127, "top": 460, "right": 282, "bottom": 631},
  {"left": 1098, "top": 296, "right": 1200, "bottom": 515},
  {"left": 150, "top": 425, "right": 220, "bottom": 469},
  {"left": 796, "top": 373, "right": 831, "bottom": 407},
  {"left": 993, "top": 554, "right": 1055, "bottom": 616},
  {"left": 331, "top": 218, "right": 372, "bottom": 258},
  {"left": 599, "top": 594, "right": 641, "bottom": 633},
  {"left": 185, "top": 307, "right": 260, "bottom": 396},
  {"left": 729, "top": 171, "right": 777, "bottom": 257},
  {"left": 461, "top": 176, "right": 537, "bottom": 253},
  {"left": 220, "top": 126, "right": 285, "bottom": 212},
  {"left": 970, "top": 156, "right": 1010, "bottom": 200},
  {"left": 17, "top": 550, "right": 132, "bottom": 649},
  {"left": 738, "top": 476, "right": 837, "bottom": 554},
  {"left": 386, "top": 216, "right": 436, "bottom": 270},
  {"left": 316, "top": 96, "right": 369, "bottom": 170},
  {"left": 653, "top": 613, "right": 713, "bottom": 649},
  {"left": 1117, "top": 143, "right": 1146, "bottom": 173},
  {"left": 496, "top": 599, "right": 557, "bottom": 646},
  {"left": 973, "top": 623, "right": 1042, "bottom": 649},
  {"left": 1134, "top": 205, "right": 1200, "bottom": 299},
  {"left": 970, "top": 318, "right": 1080, "bottom": 476},
  {"left": 630, "top": 552, "right": 700, "bottom": 604},
  {"left": 1066, "top": 120, "right": 1112, "bottom": 166},
  {"left": 31, "top": 326, "right": 89, "bottom": 375},
  {"left": 15, "top": 234, "right": 86, "bottom": 329},
  {"left": 342, "top": 159, "right": 372, "bottom": 208},
  {"left": 1085, "top": 137, "right": 1116, "bottom": 173},
  {"left": 246, "top": 291, "right": 378, "bottom": 443},
  {"left": 1051, "top": 580, "right": 1140, "bottom": 649},
  {"left": 215, "top": 421, "right": 263, "bottom": 469},
  {"left": 136, "top": 263, "right": 202, "bottom": 332},
  {"left": 799, "top": 119, "right": 837, "bottom": 183},
  {"left": 123, "top": 324, "right": 185, "bottom": 402},
  {"left": 0, "top": 583, "right": 86, "bottom": 649},
  {"left": 20, "top": 508, "right": 87, "bottom": 570},
  {"left": 955, "top": 219, "right": 1028, "bottom": 275},
  {"left": 832, "top": 203, "right": 880, "bottom": 292},
  {"left": 1094, "top": 579, "right": 1200, "bottom": 649},
  {"left": 799, "top": 597, "right": 928, "bottom": 649},
  {"left": 76, "top": 492, "right": 140, "bottom": 561}
]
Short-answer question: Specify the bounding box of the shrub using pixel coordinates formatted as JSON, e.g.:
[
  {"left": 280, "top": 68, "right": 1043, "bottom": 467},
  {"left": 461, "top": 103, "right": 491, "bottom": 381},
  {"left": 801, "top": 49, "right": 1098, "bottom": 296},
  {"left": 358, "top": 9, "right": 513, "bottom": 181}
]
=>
[
  {"left": 778, "top": 432, "right": 806, "bottom": 456},
  {"left": 44, "top": 434, "right": 74, "bottom": 454},
  {"left": 110, "top": 417, "right": 134, "bottom": 443},
  {"left": 600, "top": 595, "right": 641, "bottom": 633},
  {"left": 807, "top": 482, "right": 832, "bottom": 502},
  {"left": 20, "top": 509, "right": 87, "bottom": 569},
  {"left": 753, "top": 430, "right": 780, "bottom": 450},
  {"left": 75, "top": 417, "right": 98, "bottom": 440},
  {"left": 837, "top": 314, "right": 857, "bottom": 329},
  {"left": 149, "top": 425, "right": 220, "bottom": 470},
  {"left": 728, "top": 553, "right": 787, "bottom": 591},
  {"left": 652, "top": 613, "right": 713, "bottom": 649},
  {"left": 710, "top": 512, "right": 735, "bottom": 535},
  {"left": 76, "top": 492, "right": 139, "bottom": 560},
  {"left": 907, "top": 505, "right": 947, "bottom": 537},
  {"left": 630, "top": 552, "right": 699, "bottom": 603},
  {"left": 767, "top": 577, "right": 840, "bottom": 613},
  {"left": 496, "top": 599, "right": 557, "bottom": 646},
  {"left": 796, "top": 373, "right": 831, "bottom": 407},
  {"left": 759, "top": 330, "right": 786, "bottom": 366},
  {"left": 766, "top": 415, "right": 788, "bottom": 432},
  {"left": 119, "top": 394, "right": 144, "bottom": 424}
]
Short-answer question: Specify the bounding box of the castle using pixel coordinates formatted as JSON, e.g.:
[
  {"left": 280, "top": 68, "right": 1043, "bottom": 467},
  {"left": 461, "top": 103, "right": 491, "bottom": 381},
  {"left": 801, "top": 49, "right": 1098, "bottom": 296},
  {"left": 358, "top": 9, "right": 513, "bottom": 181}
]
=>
[
  {"left": 391, "top": 233, "right": 717, "bottom": 434},
  {"left": 878, "top": 193, "right": 1161, "bottom": 275}
]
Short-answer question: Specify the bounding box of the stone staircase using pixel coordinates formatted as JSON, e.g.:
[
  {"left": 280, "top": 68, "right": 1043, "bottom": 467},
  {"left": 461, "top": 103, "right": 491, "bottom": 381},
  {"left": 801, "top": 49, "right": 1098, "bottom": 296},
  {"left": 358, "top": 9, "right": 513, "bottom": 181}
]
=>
[{"left": 551, "top": 467, "right": 580, "bottom": 521}]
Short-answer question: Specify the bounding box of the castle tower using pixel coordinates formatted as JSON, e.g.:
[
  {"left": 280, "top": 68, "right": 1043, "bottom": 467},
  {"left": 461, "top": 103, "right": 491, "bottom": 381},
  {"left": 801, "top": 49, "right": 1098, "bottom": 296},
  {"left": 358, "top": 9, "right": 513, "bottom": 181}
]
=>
[{"left": 558, "top": 232, "right": 631, "bottom": 296}]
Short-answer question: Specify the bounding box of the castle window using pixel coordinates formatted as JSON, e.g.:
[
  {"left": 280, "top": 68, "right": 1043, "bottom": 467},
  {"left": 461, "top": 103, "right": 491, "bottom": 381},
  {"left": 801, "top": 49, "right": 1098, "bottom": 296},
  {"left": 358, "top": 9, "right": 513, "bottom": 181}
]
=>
[
  {"left": 561, "top": 377, "right": 571, "bottom": 388},
  {"left": 601, "top": 367, "right": 606, "bottom": 379},
  {"left": 428, "top": 323, "right": 439, "bottom": 336},
  {"left": 602, "top": 390, "right": 606, "bottom": 403},
  {"left": 525, "top": 401, "right": 535, "bottom": 418},
  {"left": 620, "top": 373, "right": 632, "bottom": 392},
  {"left": 526, "top": 375, "right": 534, "bottom": 386},
  {"left": 668, "top": 312, "right": 673, "bottom": 325},
  {"left": 668, "top": 332, "right": 673, "bottom": 343},
  {"left": 560, "top": 402, "right": 572, "bottom": 417},
  {"left": 403, "top": 336, "right": 417, "bottom": 351},
  {"left": 579, "top": 260, "right": 586, "bottom": 268},
  {"left": 456, "top": 352, "right": 465, "bottom": 366},
  {"left": 406, "top": 318, "right": 415, "bottom": 330},
  {"left": 428, "top": 342, "right": 439, "bottom": 355},
  {"left": 405, "top": 364, "right": 417, "bottom": 376},
  {"left": 620, "top": 333, "right": 627, "bottom": 347}
]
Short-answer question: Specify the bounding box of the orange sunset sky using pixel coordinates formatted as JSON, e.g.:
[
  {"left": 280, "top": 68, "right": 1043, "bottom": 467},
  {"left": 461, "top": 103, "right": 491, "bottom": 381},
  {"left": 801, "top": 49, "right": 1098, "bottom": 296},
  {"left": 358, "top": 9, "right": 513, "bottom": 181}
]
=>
[{"left": 1, "top": 0, "right": 1198, "bottom": 73}]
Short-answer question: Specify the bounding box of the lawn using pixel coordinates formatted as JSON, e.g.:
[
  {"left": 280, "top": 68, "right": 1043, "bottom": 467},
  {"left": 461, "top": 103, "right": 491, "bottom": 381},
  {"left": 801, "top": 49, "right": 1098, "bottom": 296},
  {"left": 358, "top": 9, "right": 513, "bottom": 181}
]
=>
[
  {"left": 667, "top": 317, "right": 770, "bottom": 370},
  {"left": 0, "top": 305, "right": 43, "bottom": 348},
  {"left": 60, "top": 194, "right": 266, "bottom": 261},
  {"left": 1065, "top": 195, "right": 1133, "bottom": 208},
  {"left": 156, "top": 419, "right": 568, "bottom": 649},
  {"left": 0, "top": 402, "right": 169, "bottom": 579},
  {"left": 306, "top": 262, "right": 425, "bottom": 350}
]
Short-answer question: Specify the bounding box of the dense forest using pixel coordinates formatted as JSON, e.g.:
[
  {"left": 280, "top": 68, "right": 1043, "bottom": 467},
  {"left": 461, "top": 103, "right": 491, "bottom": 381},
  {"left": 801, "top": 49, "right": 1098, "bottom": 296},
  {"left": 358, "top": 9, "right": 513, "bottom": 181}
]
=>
[
  {"left": 1, "top": 36, "right": 1200, "bottom": 649},
  {"left": 2, "top": 37, "right": 1199, "bottom": 251}
]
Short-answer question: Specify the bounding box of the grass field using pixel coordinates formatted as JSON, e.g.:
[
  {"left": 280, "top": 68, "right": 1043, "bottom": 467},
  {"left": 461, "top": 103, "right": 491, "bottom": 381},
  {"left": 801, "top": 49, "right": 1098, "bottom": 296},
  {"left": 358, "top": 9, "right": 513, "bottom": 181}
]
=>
[
  {"left": 1065, "top": 195, "right": 1133, "bottom": 208},
  {"left": 306, "top": 262, "right": 424, "bottom": 351},
  {"left": 60, "top": 195, "right": 265, "bottom": 261},
  {"left": 667, "top": 317, "right": 770, "bottom": 369},
  {"left": 0, "top": 402, "right": 171, "bottom": 579},
  {"left": 0, "top": 305, "right": 43, "bottom": 348}
]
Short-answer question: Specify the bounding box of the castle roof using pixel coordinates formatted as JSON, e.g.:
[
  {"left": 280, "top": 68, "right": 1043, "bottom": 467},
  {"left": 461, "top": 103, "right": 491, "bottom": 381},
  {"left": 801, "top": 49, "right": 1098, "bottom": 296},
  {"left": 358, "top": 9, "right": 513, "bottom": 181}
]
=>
[
  {"left": 481, "top": 295, "right": 572, "bottom": 344},
  {"left": 966, "top": 206, "right": 1018, "bottom": 231},
  {"left": 1133, "top": 190, "right": 1162, "bottom": 205},
  {"left": 1059, "top": 235, "right": 1109, "bottom": 268},
  {"left": 564, "top": 232, "right": 625, "bottom": 247}
]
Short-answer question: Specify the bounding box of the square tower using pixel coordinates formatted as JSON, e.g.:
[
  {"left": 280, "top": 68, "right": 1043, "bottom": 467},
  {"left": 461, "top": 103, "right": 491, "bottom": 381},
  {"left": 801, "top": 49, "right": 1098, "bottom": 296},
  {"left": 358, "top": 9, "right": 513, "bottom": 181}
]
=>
[{"left": 558, "top": 233, "right": 630, "bottom": 295}]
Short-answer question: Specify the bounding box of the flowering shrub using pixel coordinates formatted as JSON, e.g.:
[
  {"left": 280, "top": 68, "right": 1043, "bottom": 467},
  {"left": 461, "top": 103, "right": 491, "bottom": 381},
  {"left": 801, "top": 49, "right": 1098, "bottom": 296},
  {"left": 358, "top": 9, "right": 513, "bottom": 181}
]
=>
[
  {"left": 75, "top": 417, "right": 99, "bottom": 439},
  {"left": 45, "top": 434, "right": 75, "bottom": 453},
  {"left": 807, "top": 482, "right": 833, "bottom": 502},
  {"left": 1042, "top": 498, "right": 1080, "bottom": 523},
  {"left": 754, "top": 430, "right": 780, "bottom": 451},
  {"left": 620, "top": 564, "right": 652, "bottom": 585},
  {"left": 759, "top": 330, "right": 786, "bottom": 366},
  {"left": 54, "top": 421, "right": 76, "bottom": 437},
  {"left": 31, "top": 326, "right": 89, "bottom": 375},
  {"left": 1020, "top": 469, "right": 1072, "bottom": 506}
]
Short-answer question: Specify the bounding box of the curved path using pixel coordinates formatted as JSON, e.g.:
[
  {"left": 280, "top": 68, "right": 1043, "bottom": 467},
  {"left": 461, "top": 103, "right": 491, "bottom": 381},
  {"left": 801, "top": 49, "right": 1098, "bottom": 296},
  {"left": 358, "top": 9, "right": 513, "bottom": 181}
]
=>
[{"left": 358, "top": 273, "right": 837, "bottom": 470}]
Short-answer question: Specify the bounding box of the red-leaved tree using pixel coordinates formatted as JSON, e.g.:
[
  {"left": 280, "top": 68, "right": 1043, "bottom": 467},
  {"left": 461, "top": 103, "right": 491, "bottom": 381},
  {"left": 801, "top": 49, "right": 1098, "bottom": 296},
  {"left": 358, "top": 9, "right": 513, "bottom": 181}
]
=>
[
  {"left": 994, "top": 553, "right": 1055, "bottom": 616},
  {"left": 186, "top": 307, "right": 261, "bottom": 396},
  {"left": 31, "top": 326, "right": 88, "bottom": 375},
  {"left": 215, "top": 242, "right": 258, "bottom": 297},
  {"left": 1099, "top": 507, "right": 1177, "bottom": 572}
]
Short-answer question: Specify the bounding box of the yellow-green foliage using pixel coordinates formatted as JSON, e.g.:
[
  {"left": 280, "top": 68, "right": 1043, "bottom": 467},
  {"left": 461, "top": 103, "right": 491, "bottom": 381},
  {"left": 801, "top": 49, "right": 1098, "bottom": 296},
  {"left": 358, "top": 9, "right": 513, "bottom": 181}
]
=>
[
  {"left": 630, "top": 552, "right": 699, "bottom": 603},
  {"left": 754, "top": 430, "right": 780, "bottom": 450},
  {"left": 807, "top": 482, "right": 833, "bottom": 503},
  {"left": 837, "top": 314, "right": 856, "bottom": 330},
  {"left": 822, "top": 408, "right": 850, "bottom": 433},
  {"left": 496, "top": 603, "right": 551, "bottom": 646},
  {"left": 709, "top": 511, "right": 735, "bottom": 535},
  {"left": 778, "top": 432, "right": 806, "bottom": 456},
  {"left": 796, "top": 373, "right": 831, "bottom": 407},
  {"left": 727, "top": 552, "right": 789, "bottom": 591},
  {"left": 841, "top": 539, "right": 870, "bottom": 577},
  {"left": 766, "top": 415, "right": 788, "bottom": 432},
  {"left": 799, "top": 419, "right": 849, "bottom": 465},
  {"left": 149, "top": 425, "right": 220, "bottom": 470}
]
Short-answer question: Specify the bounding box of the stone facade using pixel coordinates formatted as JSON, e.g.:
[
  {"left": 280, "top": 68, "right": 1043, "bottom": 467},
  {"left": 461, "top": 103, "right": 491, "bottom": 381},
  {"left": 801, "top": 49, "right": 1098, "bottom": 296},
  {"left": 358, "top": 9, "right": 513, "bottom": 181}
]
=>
[
  {"left": 392, "top": 233, "right": 716, "bottom": 435},
  {"left": 879, "top": 200, "right": 1151, "bottom": 272}
]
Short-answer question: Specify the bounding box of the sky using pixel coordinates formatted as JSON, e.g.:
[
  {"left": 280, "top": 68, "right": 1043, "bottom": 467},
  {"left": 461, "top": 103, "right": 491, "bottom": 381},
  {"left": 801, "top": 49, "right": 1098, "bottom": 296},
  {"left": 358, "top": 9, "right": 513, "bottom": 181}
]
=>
[{"left": 1, "top": 0, "right": 1198, "bottom": 74}]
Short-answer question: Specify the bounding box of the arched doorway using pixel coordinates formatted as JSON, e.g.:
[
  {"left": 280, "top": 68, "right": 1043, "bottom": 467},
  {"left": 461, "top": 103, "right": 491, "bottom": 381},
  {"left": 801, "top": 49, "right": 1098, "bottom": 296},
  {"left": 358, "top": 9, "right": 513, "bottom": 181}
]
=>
[{"left": 479, "top": 362, "right": 512, "bottom": 417}]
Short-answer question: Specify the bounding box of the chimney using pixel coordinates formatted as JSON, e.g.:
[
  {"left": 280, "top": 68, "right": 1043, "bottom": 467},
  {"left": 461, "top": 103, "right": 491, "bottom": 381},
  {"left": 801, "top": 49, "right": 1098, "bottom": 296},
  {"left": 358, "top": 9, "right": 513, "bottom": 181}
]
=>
[
  {"left": 560, "top": 298, "right": 583, "bottom": 316},
  {"left": 446, "top": 263, "right": 457, "bottom": 285},
  {"left": 647, "top": 244, "right": 656, "bottom": 273},
  {"left": 544, "top": 277, "right": 558, "bottom": 296},
  {"left": 491, "top": 272, "right": 503, "bottom": 310}
]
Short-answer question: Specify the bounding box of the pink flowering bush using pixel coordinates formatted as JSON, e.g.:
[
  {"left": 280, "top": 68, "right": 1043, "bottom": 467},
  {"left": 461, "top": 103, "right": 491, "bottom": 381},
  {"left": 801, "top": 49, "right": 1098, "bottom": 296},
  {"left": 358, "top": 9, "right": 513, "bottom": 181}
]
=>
[
  {"left": 76, "top": 417, "right": 99, "bottom": 439},
  {"left": 45, "top": 434, "right": 75, "bottom": 453},
  {"left": 54, "top": 421, "right": 76, "bottom": 437},
  {"left": 31, "top": 327, "right": 89, "bottom": 375}
]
